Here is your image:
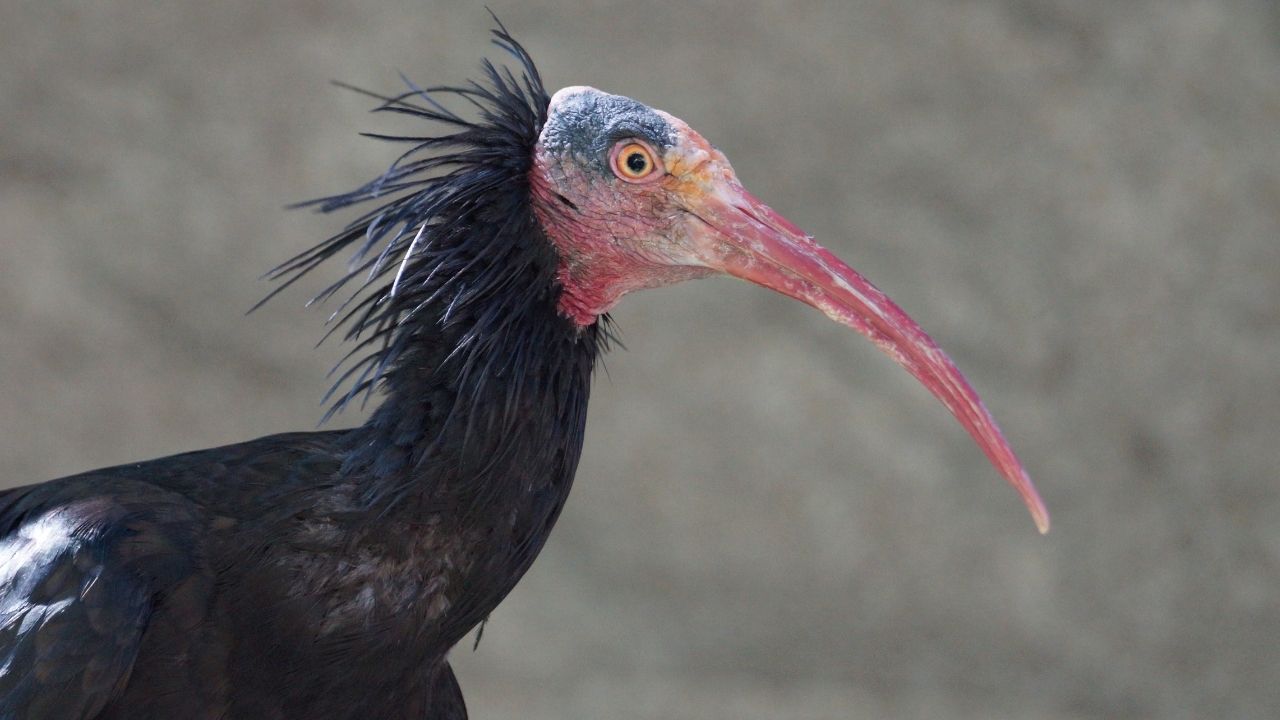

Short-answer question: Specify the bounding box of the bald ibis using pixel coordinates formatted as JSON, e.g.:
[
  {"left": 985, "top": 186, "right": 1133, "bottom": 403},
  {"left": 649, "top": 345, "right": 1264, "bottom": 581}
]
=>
[{"left": 0, "top": 24, "right": 1047, "bottom": 719}]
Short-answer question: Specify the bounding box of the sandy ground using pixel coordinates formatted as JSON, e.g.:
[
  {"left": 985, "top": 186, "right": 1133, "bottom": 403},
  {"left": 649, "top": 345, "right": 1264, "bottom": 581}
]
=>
[{"left": 2, "top": 1, "right": 1278, "bottom": 717}]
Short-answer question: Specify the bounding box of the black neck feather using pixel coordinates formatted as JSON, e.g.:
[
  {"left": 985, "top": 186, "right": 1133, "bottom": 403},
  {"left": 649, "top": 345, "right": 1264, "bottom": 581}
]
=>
[{"left": 261, "top": 24, "right": 612, "bottom": 516}]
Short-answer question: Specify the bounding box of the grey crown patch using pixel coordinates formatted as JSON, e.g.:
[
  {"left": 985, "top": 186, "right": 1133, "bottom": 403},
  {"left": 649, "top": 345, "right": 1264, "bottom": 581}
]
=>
[{"left": 540, "top": 89, "right": 676, "bottom": 173}]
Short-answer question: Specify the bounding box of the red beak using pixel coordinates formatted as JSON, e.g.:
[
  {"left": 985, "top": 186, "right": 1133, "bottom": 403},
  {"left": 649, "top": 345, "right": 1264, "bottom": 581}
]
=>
[{"left": 685, "top": 181, "right": 1049, "bottom": 534}]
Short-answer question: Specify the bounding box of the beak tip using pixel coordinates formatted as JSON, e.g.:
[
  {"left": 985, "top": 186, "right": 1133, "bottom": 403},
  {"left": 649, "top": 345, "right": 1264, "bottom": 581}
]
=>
[
  {"left": 1034, "top": 508, "right": 1051, "bottom": 535},
  {"left": 1007, "top": 463, "right": 1050, "bottom": 534},
  {"left": 1026, "top": 488, "right": 1051, "bottom": 535}
]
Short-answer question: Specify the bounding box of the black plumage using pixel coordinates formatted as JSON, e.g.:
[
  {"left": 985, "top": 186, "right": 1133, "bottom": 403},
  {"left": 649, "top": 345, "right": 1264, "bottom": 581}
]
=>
[{"left": 0, "top": 26, "right": 594, "bottom": 719}]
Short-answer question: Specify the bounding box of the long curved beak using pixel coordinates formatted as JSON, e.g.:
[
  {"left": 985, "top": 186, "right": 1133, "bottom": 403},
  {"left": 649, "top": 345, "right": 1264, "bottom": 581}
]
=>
[{"left": 684, "top": 181, "right": 1049, "bottom": 534}]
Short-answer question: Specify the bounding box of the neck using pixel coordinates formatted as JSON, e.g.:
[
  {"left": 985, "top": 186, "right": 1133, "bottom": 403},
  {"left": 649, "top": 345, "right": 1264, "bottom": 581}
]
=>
[
  {"left": 257, "top": 34, "right": 595, "bottom": 648},
  {"left": 339, "top": 262, "right": 601, "bottom": 646},
  {"left": 345, "top": 269, "right": 601, "bottom": 519}
]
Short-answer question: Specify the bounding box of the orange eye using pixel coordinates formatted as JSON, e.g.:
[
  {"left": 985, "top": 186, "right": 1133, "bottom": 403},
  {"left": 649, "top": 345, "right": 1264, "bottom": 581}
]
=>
[{"left": 610, "top": 140, "right": 662, "bottom": 183}]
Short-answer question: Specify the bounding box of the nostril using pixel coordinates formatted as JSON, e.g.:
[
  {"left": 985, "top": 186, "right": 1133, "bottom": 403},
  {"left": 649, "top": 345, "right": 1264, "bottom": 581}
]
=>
[{"left": 734, "top": 204, "right": 765, "bottom": 225}]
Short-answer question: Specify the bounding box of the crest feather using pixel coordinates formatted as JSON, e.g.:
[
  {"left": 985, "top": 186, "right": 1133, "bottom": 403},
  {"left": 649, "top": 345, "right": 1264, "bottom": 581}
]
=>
[{"left": 258, "top": 22, "right": 599, "bottom": 420}]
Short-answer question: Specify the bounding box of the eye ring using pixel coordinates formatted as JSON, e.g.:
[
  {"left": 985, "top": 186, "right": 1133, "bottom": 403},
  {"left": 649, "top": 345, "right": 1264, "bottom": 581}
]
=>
[{"left": 609, "top": 140, "right": 664, "bottom": 183}]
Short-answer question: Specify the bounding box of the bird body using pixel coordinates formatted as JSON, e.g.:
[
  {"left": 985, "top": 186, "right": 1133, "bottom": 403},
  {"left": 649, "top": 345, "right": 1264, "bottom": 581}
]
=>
[
  {"left": 0, "top": 427, "right": 555, "bottom": 718},
  {"left": 0, "top": 22, "right": 1045, "bottom": 719}
]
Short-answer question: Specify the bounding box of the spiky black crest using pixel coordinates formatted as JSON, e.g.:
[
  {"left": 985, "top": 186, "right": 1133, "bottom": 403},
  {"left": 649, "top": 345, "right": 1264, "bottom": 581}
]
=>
[{"left": 262, "top": 22, "right": 609, "bottom": 426}]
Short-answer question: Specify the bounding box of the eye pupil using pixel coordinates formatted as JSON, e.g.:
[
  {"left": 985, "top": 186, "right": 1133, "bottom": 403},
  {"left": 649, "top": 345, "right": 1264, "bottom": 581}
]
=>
[
  {"left": 626, "top": 152, "right": 648, "bottom": 174},
  {"left": 612, "top": 141, "right": 661, "bottom": 182}
]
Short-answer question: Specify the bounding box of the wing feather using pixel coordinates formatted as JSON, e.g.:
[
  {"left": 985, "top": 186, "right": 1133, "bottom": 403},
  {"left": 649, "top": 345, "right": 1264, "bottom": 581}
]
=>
[{"left": 0, "top": 486, "right": 191, "bottom": 720}]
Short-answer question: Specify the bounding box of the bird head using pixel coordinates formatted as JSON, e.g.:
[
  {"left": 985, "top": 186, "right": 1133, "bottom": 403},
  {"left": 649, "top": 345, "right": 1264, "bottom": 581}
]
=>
[{"left": 531, "top": 86, "right": 1049, "bottom": 533}]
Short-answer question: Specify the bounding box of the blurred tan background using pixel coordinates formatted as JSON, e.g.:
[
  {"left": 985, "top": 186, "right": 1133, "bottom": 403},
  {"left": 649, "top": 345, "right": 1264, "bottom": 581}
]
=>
[{"left": 2, "top": 1, "right": 1278, "bottom": 717}]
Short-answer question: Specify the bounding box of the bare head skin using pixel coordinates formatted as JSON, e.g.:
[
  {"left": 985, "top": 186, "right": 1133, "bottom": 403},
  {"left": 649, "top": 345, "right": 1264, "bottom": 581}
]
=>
[{"left": 530, "top": 86, "right": 1049, "bottom": 534}]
